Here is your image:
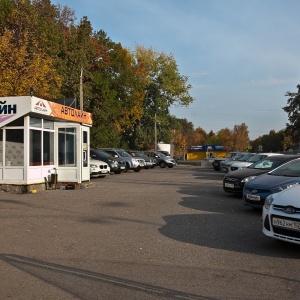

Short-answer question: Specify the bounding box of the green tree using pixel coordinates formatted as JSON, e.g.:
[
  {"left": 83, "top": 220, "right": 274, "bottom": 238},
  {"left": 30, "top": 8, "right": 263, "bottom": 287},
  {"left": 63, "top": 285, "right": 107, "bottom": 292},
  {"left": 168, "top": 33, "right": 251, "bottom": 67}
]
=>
[
  {"left": 86, "top": 32, "right": 148, "bottom": 148},
  {"left": 132, "top": 46, "right": 194, "bottom": 149},
  {"left": 283, "top": 84, "right": 300, "bottom": 144},
  {"left": 251, "top": 129, "right": 286, "bottom": 152}
]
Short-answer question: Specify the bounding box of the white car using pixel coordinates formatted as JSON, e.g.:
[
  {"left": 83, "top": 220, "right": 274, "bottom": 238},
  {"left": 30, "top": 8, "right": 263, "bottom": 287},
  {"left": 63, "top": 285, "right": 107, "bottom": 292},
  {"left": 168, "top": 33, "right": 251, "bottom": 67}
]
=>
[
  {"left": 230, "top": 153, "right": 282, "bottom": 172},
  {"left": 90, "top": 158, "right": 110, "bottom": 178},
  {"left": 262, "top": 184, "right": 300, "bottom": 245}
]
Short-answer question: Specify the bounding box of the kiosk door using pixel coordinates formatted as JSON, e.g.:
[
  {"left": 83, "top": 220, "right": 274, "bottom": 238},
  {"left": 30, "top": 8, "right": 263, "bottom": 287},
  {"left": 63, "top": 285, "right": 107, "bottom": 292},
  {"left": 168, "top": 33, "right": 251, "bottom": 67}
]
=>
[
  {"left": 81, "top": 127, "right": 90, "bottom": 181},
  {"left": 54, "top": 123, "right": 90, "bottom": 183}
]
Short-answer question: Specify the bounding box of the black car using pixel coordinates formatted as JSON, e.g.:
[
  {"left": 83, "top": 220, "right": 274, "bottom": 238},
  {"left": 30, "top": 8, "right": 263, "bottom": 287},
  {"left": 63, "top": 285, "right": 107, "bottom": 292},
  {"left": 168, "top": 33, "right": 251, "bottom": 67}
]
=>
[
  {"left": 212, "top": 152, "right": 239, "bottom": 171},
  {"left": 90, "top": 149, "right": 126, "bottom": 174},
  {"left": 223, "top": 154, "right": 300, "bottom": 195}
]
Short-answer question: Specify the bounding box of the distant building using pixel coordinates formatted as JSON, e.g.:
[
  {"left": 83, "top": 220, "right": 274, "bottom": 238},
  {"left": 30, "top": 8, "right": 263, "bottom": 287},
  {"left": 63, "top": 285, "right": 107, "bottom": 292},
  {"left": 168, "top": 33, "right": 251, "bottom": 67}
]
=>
[{"left": 187, "top": 145, "right": 227, "bottom": 160}]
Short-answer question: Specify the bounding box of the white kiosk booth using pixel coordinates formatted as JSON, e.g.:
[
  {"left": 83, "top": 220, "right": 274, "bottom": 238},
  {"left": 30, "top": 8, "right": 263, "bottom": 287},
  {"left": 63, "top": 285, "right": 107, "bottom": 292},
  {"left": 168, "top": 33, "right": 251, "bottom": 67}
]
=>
[{"left": 0, "top": 96, "right": 92, "bottom": 192}]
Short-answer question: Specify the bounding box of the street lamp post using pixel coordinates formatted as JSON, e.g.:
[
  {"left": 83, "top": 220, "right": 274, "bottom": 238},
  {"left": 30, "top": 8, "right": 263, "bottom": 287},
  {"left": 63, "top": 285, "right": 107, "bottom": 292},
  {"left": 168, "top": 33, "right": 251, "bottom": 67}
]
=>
[
  {"left": 79, "top": 56, "right": 106, "bottom": 111},
  {"left": 79, "top": 66, "right": 84, "bottom": 111}
]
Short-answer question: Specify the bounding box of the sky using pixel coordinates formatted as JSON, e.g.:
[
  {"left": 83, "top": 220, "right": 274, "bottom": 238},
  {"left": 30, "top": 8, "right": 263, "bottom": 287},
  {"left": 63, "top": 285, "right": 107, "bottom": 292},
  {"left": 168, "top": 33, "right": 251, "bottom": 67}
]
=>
[{"left": 52, "top": 0, "right": 300, "bottom": 140}]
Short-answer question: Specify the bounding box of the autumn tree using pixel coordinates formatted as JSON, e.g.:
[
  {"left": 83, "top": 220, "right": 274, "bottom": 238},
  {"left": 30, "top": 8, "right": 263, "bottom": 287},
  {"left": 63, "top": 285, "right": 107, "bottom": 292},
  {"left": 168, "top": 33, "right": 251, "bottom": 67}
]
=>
[
  {"left": 193, "top": 127, "right": 208, "bottom": 145},
  {"left": 172, "top": 118, "right": 195, "bottom": 158},
  {"left": 214, "top": 128, "right": 232, "bottom": 148},
  {"left": 0, "top": 0, "right": 62, "bottom": 98},
  {"left": 231, "top": 123, "right": 249, "bottom": 151}
]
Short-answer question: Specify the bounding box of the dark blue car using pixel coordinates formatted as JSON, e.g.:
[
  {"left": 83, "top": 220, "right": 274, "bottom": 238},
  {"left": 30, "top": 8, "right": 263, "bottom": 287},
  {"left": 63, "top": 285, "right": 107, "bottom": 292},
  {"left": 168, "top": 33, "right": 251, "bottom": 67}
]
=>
[{"left": 243, "top": 158, "right": 300, "bottom": 209}]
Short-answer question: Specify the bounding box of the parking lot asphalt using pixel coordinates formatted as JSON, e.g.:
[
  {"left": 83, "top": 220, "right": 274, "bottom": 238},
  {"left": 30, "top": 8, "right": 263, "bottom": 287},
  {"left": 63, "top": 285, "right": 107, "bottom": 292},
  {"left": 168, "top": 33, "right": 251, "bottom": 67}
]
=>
[{"left": 0, "top": 165, "right": 300, "bottom": 299}]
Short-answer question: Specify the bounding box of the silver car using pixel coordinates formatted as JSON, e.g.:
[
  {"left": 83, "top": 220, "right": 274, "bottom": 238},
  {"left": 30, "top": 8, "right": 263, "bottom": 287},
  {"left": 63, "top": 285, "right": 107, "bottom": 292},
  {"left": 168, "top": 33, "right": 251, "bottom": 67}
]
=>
[{"left": 99, "top": 148, "right": 144, "bottom": 172}]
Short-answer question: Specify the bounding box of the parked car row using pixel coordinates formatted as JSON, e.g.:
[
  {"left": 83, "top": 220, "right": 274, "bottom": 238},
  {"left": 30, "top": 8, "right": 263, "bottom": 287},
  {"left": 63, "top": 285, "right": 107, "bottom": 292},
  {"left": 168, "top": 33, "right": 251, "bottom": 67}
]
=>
[
  {"left": 89, "top": 148, "right": 177, "bottom": 178},
  {"left": 221, "top": 153, "right": 300, "bottom": 245},
  {"left": 212, "top": 152, "right": 282, "bottom": 172}
]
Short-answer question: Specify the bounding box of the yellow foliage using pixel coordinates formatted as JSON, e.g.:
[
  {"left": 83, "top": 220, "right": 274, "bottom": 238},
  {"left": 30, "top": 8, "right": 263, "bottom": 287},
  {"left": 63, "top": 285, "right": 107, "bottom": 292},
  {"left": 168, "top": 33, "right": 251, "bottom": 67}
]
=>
[{"left": 0, "top": 2, "right": 62, "bottom": 99}]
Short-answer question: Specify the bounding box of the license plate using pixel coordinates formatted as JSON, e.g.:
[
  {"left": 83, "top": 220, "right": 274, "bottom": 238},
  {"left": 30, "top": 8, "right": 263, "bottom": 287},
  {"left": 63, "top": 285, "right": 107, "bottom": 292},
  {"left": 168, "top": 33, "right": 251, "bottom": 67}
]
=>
[
  {"left": 272, "top": 217, "right": 300, "bottom": 232},
  {"left": 225, "top": 183, "right": 234, "bottom": 188},
  {"left": 120, "top": 166, "right": 125, "bottom": 169},
  {"left": 245, "top": 194, "right": 260, "bottom": 201}
]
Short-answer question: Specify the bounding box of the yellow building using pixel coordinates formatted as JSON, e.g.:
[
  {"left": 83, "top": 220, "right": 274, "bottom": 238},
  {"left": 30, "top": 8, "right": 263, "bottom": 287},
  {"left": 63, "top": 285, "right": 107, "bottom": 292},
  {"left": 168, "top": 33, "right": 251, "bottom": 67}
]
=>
[{"left": 187, "top": 145, "right": 228, "bottom": 160}]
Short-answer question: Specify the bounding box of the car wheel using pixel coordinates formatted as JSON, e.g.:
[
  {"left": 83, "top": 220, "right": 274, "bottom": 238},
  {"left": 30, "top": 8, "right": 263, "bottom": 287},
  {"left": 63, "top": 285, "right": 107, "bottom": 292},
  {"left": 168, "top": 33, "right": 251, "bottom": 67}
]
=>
[
  {"left": 168, "top": 165, "right": 173, "bottom": 168},
  {"left": 114, "top": 170, "right": 121, "bottom": 174},
  {"left": 123, "top": 163, "right": 129, "bottom": 173},
  {"left": 134, "top": 167, "right": 141, "bottom": 172},
  {"left": 160, "top": 161, "right": 166, "bottom": 168}
]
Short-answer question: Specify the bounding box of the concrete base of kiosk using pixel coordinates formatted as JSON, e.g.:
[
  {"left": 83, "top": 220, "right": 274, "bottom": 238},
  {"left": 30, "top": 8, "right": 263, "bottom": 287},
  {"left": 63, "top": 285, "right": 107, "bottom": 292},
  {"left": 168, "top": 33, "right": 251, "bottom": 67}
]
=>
[{"left": 0, "top": 181, "right": 94, "bottom": 194}]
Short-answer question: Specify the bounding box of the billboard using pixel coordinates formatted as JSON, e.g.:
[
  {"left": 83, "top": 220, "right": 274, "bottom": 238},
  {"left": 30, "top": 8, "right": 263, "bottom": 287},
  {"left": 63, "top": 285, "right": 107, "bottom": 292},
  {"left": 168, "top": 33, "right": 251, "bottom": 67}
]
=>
[{"left": 0, "top": 96, "right": 92, "bottom": 127}]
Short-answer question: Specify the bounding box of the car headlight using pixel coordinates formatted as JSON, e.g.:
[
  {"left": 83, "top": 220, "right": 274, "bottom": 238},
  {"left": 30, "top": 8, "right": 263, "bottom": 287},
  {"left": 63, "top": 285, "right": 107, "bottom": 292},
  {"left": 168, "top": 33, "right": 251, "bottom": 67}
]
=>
[
  {"left": 90, "top": 164, "right": 97, "bottom": 168},
  {"left": 273, "top": 182, "right": 298, "bottom": 192},
  {"left": 241, "top": 176, "right": 257, "bottom": 183},
  {"left": 108, "top": 159, "right": 118, "bottom": 166},
  {"left": 264, "top": 194, "right": 275, "bottom": 209}
]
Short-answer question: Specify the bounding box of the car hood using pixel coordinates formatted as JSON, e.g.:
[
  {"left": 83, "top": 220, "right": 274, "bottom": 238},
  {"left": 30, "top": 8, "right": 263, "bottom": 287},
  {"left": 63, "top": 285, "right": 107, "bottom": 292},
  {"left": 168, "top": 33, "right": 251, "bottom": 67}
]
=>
[
  {"left": 231, "top": 162, "right": 252, "bottom": 168},
  {"left": 247, "top": 173, "right": 300, "bottom": 188},
  {"left": 272, "top": 184, "right": 300, "bottom": 206},
  {"left": 225, "top": 168, "right": 268, "bottom": 179},
  {"left": 90, "top": 159, "right": 107, "bottom": 166},
  {"left": 222, "top": 160, "right": 238, "bottom": 166}
]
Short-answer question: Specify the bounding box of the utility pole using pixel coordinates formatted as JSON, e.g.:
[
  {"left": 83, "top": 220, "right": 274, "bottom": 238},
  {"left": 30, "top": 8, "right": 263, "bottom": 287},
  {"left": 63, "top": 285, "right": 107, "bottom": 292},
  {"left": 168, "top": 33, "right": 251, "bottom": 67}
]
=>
[
  {"left": 154, "top": 112, "right": 157, "bottom": 151},
  {"left": 79, "top": 67, "right": 83, "bottom": 110}
]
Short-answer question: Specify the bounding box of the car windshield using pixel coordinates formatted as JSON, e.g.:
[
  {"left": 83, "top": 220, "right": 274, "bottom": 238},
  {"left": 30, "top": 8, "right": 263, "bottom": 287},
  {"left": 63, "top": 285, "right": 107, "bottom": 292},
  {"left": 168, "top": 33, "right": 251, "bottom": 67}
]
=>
[
  {"left": 156, "top": 152, "right": 166, "bottom": 157},
  {"left": 269, "top": 159, "right": 300, "bottom": 177},
  {"left": 116, "top": 150, "right": 131, "bottom": 157},
  {"left": 238, "top": 154, "right": 254, "bottom": 161},
  {"left": 230, "top": 153, "right": 245, "bottom": 161},
  {"left": 131, "top": 152, "right": 141, "bottom": 157},
  {"left": 223, "top": 152, "right": 235, "bottom": 158},
  {"left": 92, "top": 150, "right": 111, "bottom": 158},
  {"left": 247, "top": 154, "right": 267, "bottom": 163},
  {"left": 250, "top": 158, "right": 283, "bottom": 169}
]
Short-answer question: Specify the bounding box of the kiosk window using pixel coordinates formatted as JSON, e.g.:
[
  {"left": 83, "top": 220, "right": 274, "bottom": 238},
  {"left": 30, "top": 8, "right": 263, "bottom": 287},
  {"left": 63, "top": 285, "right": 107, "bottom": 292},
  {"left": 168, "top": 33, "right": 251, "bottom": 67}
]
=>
[
  {"left": 43, "top": 119, "right": 54, "bottom": 130},
  {"left": 30, "top": 130, "right": 41, "bottom": 165},
  {"left": 30, "top": 117, "right": 42, "bottom": 128},
  {"left": 58, "top": 128, "right": 76, "bottom": 166},
  {"left": 5, "top": 129, "right": 24, "bottom": 166},
  {"left": 43, "top": 131, "right": 54, "bottom": 165},
  {"left": 0, "top": 130, "right": 2, "bottom": 165},
  {"left": 29, "top": 117, "right": 54, "bottom": 166}
]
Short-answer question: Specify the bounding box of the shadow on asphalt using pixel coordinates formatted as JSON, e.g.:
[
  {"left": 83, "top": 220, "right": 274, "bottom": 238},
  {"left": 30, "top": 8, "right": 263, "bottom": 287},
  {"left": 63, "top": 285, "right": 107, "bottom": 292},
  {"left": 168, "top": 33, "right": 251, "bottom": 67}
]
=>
[
  {"left": 0, "top": 254, "right": 211, "bottom": 300},
  {"left": 158, "top": 169, "right": 300, "bottom": 259}
]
